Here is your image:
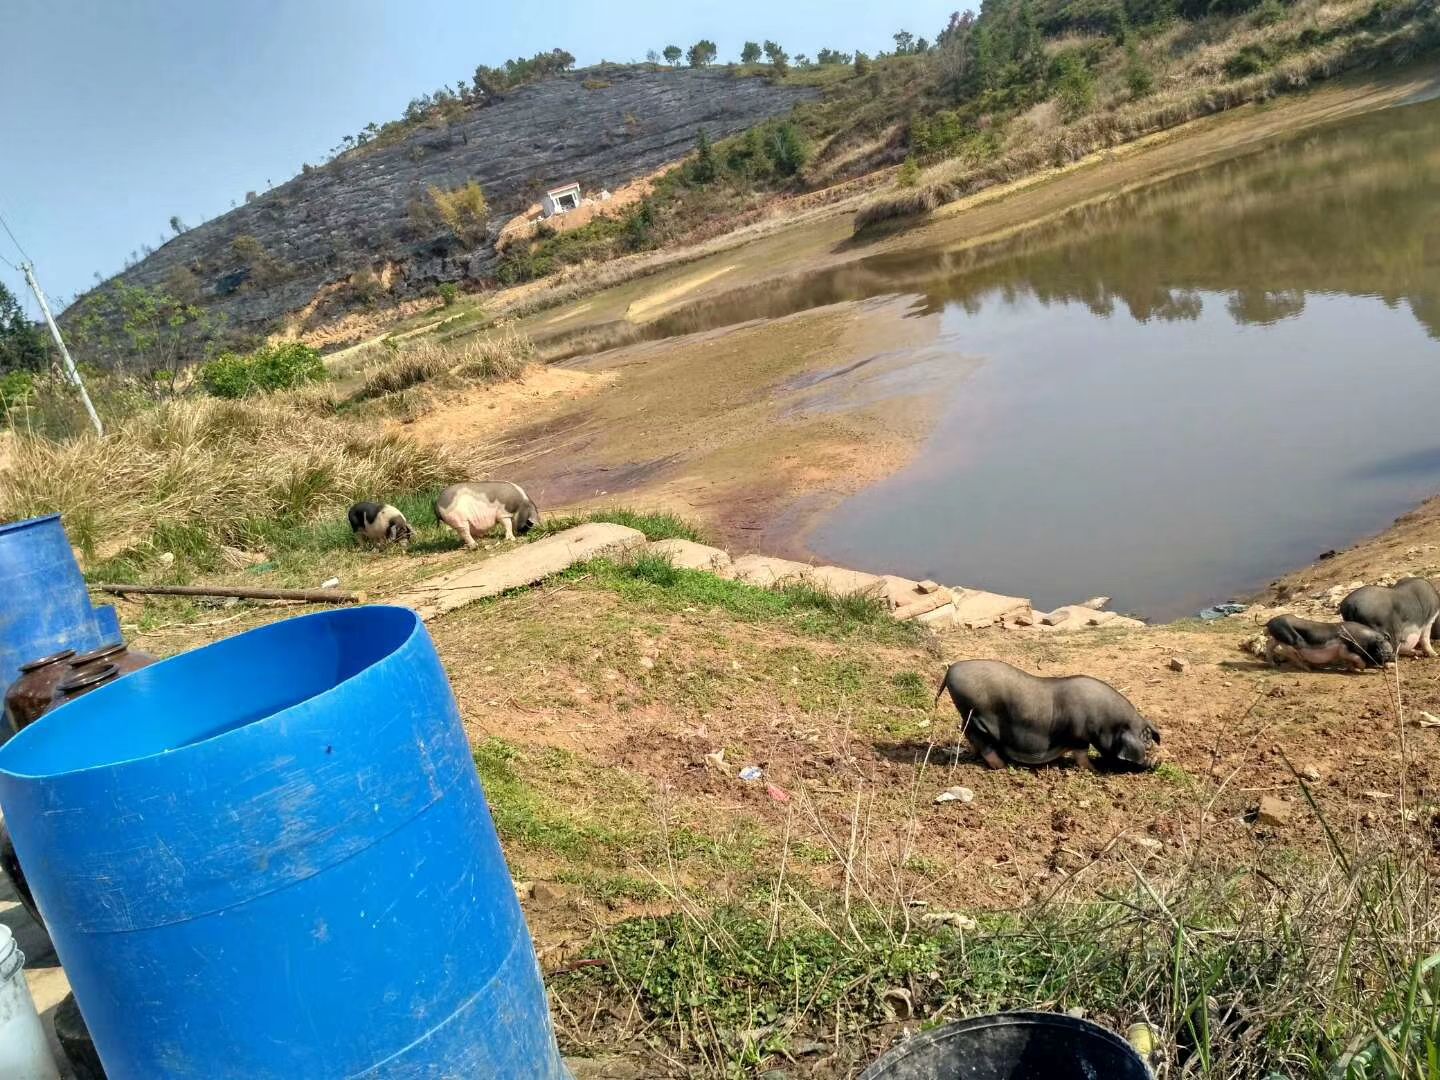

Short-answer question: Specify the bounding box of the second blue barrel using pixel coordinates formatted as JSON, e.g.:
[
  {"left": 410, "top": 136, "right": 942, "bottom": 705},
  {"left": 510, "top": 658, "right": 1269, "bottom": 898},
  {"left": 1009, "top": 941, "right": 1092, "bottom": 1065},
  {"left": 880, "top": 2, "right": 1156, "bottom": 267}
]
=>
[
  {"left": 0, "top": 605, "right": 568, "bottom": 1079},
  {"left": 0, "top": 513, "right": 121, "bottom": 687}
]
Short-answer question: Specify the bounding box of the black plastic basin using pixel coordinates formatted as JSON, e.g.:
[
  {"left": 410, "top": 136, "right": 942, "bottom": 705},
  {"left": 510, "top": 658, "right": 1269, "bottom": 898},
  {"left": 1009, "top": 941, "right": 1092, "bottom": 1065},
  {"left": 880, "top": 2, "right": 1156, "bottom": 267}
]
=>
[{"left": 860, "top": 1011, "right": 1151, "bottom": 1079}]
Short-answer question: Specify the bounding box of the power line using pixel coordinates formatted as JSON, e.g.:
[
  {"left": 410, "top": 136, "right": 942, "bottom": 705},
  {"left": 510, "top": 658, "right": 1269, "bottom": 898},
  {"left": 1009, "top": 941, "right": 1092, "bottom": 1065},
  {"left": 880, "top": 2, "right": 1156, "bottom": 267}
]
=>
[{"left": 0, "top": 207, "right": 32, "bottom": 266}]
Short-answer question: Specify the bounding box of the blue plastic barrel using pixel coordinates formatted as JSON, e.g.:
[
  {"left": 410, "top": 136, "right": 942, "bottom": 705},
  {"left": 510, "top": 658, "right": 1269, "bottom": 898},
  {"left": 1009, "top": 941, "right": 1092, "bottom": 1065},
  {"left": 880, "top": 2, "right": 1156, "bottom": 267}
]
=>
[
  {"left": 0, "top": 514, "right": 120, "bottom": 688},
  {"left": 0, "top": 605, "right": 569, "bottom": 1079}
]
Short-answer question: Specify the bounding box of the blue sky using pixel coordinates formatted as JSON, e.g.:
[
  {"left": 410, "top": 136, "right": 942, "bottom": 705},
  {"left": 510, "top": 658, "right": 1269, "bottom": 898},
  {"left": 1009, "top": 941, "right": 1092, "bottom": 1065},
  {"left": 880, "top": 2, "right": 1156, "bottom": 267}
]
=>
[{"left": 0, "top": 0, "right": 960, "bottom": 315}]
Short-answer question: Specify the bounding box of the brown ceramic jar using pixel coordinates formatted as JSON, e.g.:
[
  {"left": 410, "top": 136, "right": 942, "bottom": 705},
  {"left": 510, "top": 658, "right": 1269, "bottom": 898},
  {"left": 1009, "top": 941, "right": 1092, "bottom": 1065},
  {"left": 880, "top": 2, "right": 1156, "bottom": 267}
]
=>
[
  {"left": 51, "top": 663, "right": 123, "bottom": 708},
  {"left": 67, "top": 642, "right": 157, "bottom": 678},
  {"left": 3, "top": 649, "right": 77, "bottom": 736}
]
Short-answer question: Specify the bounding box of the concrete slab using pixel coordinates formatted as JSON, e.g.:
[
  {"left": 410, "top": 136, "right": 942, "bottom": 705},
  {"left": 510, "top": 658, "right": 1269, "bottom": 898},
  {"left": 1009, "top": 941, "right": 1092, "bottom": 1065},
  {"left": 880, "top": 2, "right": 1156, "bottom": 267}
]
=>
[
  {"left": 807, "top": 565, "right": 885, "bottom": 597},
  {"left": 648, "top": 539, "right": 733, "bottom": 575},
  {"left": 914, "top": 603, "right": 959, "bottom": 628},
  {"left": 730, "top": 554, "right": 815, "bottom": 588},
  {"left": 894, "top": 590, "right": 957, "bottom": 622},
  {"left": 401, "top": 523, "right": 648, "bottom": 621},
  {"left": 951, "top": 589, "right": 1033, "bottom": 629},
  {"left": 1035, "top": 605, "right": 1146, "bottom": 632}
]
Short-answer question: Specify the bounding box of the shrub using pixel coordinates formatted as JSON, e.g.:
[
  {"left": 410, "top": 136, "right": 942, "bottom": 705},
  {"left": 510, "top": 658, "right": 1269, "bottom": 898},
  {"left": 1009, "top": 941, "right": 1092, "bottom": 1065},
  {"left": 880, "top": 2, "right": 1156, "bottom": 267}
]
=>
[
  {"left": 1252, "top": 0, "right": 1286, "bottom": 23},
  {"left": 1053, "top": 52, "right": 1097, "bottom": 120},
  {"left": 453, "top": 325, "right": 534, "bottom": 382},
  {"left": 767, "top": 122, "right": 809, "bottom": 176},
  {"left": 201, "top": 342, "right": 326, "bottom": 399},
  {"left": 854, "top": 51, "right": 872, "bottom": 76},
  {"left": 437, "top": 282, "right": 459, "bottom": 307},
  {"left": 0, "top": 369, "right": 36, "bottom": 414},
  {"left": 427, "top": 182, "right": 489, "bottom": 245},
  {"left": 1225, "top": 43, "right": 1273, "bottom": 77},
  {"left": 355, "top": 348, "right": 451, "bottom": 400},
  {"left": 897, "top": 158, "right": 922, "bottom": 187},
  {"left": 1126, "top": 47, "right": 1156, "bottom": 97}
]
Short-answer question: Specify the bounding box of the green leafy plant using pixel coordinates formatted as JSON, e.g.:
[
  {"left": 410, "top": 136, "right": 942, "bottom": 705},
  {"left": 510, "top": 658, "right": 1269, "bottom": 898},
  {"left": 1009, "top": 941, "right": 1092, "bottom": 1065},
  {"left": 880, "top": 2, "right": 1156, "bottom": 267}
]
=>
[
  {"left": 437, "top": 282, "right": 459, "bottom": 307},
  {"left": 200, "top": 342, "right": 326, "bottom": 399}
]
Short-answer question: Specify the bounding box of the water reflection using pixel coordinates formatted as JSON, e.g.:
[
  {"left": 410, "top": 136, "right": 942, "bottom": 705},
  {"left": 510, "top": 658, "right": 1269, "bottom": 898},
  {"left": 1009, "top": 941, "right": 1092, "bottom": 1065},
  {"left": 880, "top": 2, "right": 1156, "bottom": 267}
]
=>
[
  {"left": 797, "top": 97, "right": 1440, "bottom": 619},
  {"left": 603, "top": 94, "right": 1440, "bottom": 347}
]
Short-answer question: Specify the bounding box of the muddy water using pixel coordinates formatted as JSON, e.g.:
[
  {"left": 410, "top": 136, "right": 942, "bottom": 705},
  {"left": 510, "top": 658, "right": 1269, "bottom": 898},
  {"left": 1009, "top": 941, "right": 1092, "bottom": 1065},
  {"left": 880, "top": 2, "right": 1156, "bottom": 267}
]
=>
[
  {"left": 615, "top": 95, "right": 1423, "bottom": 620},
  {"left": 795, "top": 97, "right": 1440, "bottom": 619}
]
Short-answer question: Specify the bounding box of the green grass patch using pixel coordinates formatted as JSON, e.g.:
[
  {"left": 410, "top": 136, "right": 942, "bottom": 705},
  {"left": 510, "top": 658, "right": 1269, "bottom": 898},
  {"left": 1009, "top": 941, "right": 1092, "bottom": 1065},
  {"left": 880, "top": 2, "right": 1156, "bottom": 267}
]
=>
[
  {"left": 472, "top": 737, "right": 628, "bottom": 860},
  {"left": 535, "top": 508, "right": 706, "bottom": 543},
  {"left": 558, "top": 851, "right": 1440, "bottom": 1075},
  {"left": 563, "top": 554, "right": 919, "bottom": 644}
]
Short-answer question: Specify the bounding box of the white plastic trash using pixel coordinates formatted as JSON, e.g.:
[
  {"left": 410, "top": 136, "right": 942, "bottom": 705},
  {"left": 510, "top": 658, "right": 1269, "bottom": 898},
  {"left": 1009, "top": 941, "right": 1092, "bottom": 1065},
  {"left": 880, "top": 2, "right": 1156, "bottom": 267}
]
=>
[{"left": 0, "top": 923, "right": 60, "bottom": 1080}]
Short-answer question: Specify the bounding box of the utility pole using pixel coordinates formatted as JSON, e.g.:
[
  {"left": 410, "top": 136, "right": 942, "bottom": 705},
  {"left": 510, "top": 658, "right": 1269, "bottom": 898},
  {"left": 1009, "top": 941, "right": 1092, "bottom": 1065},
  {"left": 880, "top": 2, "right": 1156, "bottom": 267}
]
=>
[{"left": 20, "top": 262, "right": 102, "bottom": 436}]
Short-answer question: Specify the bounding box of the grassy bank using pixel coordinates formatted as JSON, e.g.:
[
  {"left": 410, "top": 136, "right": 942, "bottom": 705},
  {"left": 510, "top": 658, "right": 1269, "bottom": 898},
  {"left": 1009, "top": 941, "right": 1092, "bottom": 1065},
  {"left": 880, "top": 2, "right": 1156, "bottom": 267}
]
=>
[
  {"left": 857, "top": 0, "right": 1440, "bottom": 230},
  {"left": 554, "top": 840, "right": 1440, "bottom": 1076}
]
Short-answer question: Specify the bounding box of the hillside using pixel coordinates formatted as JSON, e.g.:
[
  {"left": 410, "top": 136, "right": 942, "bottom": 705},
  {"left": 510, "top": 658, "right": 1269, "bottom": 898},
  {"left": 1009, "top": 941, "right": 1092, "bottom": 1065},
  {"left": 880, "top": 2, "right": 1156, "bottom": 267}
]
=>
[
  {"left": 64, "top": 67, "right": 812, "bottom": 349},
  {"left": 58, "top": 0, "right": 1438, "bottom": 366}
]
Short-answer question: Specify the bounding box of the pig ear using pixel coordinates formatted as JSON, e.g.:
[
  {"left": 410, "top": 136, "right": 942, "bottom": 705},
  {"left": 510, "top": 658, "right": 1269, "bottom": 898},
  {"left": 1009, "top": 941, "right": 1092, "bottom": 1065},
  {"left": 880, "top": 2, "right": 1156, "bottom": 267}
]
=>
[{"left": 1148, "top": 724, "right": 1161, "bottom": 744}]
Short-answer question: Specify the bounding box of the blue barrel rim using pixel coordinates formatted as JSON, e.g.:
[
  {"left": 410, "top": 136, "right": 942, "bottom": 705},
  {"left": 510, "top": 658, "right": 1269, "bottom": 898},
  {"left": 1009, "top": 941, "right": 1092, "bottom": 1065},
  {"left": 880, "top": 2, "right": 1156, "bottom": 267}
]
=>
[
  {"left": 0, "top": 604, "right": 425, "bottom": 783},
  {"left": 859, "top": 1010, "right": 1148, "bottom": 1078},
  {"left": 0, "top": 513, "right": 62, "bottom": 537}
]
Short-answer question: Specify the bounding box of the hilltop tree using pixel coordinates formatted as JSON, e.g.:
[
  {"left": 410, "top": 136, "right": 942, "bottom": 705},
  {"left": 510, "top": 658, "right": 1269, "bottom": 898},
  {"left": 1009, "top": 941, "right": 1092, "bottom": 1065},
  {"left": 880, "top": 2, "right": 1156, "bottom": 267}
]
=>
[
  {"left": 816, "top": 48, "right": 853, "bottom": 65},
  {"left": 168, "top": 215, "right": 187, "bottom": 236},
  {"left": 854, "top": 51, "right": 872, "bottom": 75},
  {"left": 763, "top": 40, "right": 789, "bottom": 76},
  {"left": 686, "top": 39, "right": 718, "bottom": 67},
  {"left": 0, "top": 281, "right": 47, "bottom": 374},
  {"left": 663, "top": 44, "right": 682, "bottom": 66},
  {"left": 646, "top": 49, "right": 661, "bottom": 64},
  {"left": 740, "top": 41, "right": 762, "bottom": 64},
  {"left": 893, "top": 29, "right": 916, "bottom": 53}
]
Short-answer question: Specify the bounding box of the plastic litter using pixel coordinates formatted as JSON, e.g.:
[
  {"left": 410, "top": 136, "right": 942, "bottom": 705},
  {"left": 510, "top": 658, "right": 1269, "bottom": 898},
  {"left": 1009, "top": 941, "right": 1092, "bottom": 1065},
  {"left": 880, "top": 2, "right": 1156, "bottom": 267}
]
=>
[
  {"left": 765, "top": 783, "right": 790, "bottom": 803},
  {"left": 738, "top": 765, "right": 764, "bottom": 781},
  {"left": 319, "top": 577, "right": 341, "bottom": 590},
  {"left": 935, "top": 786, "right": 975, "bottom": 805},
  {"left": 1197, "top": 602, "right": 1247, "bottom": 620}
]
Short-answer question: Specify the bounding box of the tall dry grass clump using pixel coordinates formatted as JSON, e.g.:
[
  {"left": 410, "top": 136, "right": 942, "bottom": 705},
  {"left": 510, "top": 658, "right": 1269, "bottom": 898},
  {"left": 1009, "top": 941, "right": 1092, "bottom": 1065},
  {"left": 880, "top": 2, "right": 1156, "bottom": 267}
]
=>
[
  {"left": 0, "top": 395, "right": 467, "bottom": 560},
  {"left": 354, "top": 324, "right": 535, "bottom": 401}
]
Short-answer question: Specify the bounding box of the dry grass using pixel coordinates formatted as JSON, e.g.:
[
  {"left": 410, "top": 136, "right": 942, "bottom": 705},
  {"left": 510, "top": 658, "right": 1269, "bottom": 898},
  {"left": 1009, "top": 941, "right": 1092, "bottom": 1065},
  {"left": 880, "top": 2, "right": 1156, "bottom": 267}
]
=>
[
  {"left": 355, "top": 325, "right": 535, "bottom": 401},
  {"left": 0, "top": 395, "right": 469, "bottom": 562}
]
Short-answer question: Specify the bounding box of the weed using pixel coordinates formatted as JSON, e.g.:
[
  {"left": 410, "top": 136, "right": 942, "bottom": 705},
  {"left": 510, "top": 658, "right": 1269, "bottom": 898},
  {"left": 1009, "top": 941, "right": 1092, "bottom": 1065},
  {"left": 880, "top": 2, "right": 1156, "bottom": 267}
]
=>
[
  {"left": 201, "top": 342, "right": 326, "bottom": 399},
  {"left": 534, "top": 508, "right": 706, "bottom": 543},
  {"left": 472, "top": 737, "right": 623, "bottom": 860},
  {"left": 563, "top": 555, "right": 917, "bottom": 644}
]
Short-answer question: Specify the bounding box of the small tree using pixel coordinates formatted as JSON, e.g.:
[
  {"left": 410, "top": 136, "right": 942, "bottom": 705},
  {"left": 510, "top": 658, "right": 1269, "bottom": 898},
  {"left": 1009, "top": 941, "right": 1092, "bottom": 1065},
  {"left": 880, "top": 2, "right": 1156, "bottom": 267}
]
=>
[
  {"left": 1125, "top": 44, "right": 1155, "bottom": 97},
  {"left": 686, "top": 39, "right": 718, "bottom": 67},
  {"left": 168, "top": 215, "right": 187, "bottom": 236},
  {"left": 740, "top": 41, "right": 762, "bottom": 64},
  {"left": 0, "top": 281, "right": 48, "bottom": 374},
  {"left": 893, "top": 29, "right": 916, "bottom": 54},
  {"left": 663, "top": 44, "right": 682, "bottom": 66},
  {"left": 1053, "top": 53, "right": 1096, "bottom": 120},
  {"left": 689, "top": 129, "right": 718, "bottom": 184},
  {"left": 427, "top": 181, "right": 489, "bottom": 245},
  {"left": 854, "top": 51, "right": 872, "bottom": 76},
  {"left": 763, "top": 40, "right": 789, "bottom": 76},
  {"left": 766, "top": 122, "right": 808, "bottom": 177},
  {"left": 646, "top": 49, "right": 661, "bottom": 64}
]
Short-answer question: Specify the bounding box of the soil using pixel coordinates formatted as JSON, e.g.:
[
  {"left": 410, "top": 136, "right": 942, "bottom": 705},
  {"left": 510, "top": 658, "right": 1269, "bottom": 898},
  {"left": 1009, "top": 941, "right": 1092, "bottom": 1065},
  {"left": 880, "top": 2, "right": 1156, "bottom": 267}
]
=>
[{"left": 406, "top": 297, "right": 945, "bottom": 552}]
